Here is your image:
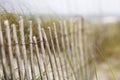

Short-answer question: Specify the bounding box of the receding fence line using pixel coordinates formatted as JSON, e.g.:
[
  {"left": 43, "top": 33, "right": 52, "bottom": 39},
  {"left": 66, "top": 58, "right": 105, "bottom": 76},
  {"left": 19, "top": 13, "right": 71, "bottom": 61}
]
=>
[{"left": 0, "top": 16, "right": 94, "bottom": 80}]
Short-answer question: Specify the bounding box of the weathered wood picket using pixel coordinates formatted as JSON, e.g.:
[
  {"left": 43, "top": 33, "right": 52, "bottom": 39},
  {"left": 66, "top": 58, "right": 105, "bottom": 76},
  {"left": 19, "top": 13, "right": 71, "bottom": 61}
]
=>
[{"left": 0, "top": 16, "right": 95, "bottom": 80}]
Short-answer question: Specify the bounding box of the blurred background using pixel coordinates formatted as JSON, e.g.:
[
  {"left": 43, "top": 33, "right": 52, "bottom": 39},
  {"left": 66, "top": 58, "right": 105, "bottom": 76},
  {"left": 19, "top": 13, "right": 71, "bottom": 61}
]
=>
[{"left": 0, "top": 0, "right": 120, "bottom": 80}]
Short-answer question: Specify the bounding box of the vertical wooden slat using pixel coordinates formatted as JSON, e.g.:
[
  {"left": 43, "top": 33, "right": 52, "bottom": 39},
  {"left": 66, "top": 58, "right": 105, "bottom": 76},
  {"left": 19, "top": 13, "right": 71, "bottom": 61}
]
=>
[
  {"left": 59, "top": 21, "right": 68, "bottom": 80},
  {"left": 41, "top": 28, "right": 55, "bottom": 80},
  {"left": 12, "top": 24, "right": 23, "bottom": 80},
  {"left": 33, "top": 36, "right": 43, "bottom": 80},
  {"left": 89, "top": 31, "right": 96, "bottom": 79},
  {"left": 37, "top": 18, "right": 49, "bottom": 80},
  {"left": 4, "top": 20, "right": 15, "bottom": 80},
  {"left": 28, "top": 21, "right": 36, "bottom": 80},
  {"left": 48, "top": 27, "right": 60, "bottom": 80},
  {"left": 69, "top": 19, "right": 75, "bottom": 66},
  {"left": 63, "top": 21, "right": 71, "bottom": 60},
  {"left": 74, "top": 24, "right": 81, "bottom": 79},
  {"left": 81, "top": 20, "right": 89, "bottom": 80},
  {"left": 78, "top": 17, "right": 85, "bottom": 66},
  {"left": 77, "top": 17, "right": 85, "bottom": 80},
  {"left": 63, "top": 20, "right": 75, "bottom": 79},
  {"left": 19, "top": 16, "right": 30, "bottom": 80},
  {"left": 0, "top": 22, "right": 9, "bottom": 80},
  {"left": 69, "top": 19, "right": 77, "bottom": 80},
  {"left": 53, "top": 23, "right": 65, "bottom": 80},
  {"left": 83, "top": 32, "right": 90, "bottom": 80}
]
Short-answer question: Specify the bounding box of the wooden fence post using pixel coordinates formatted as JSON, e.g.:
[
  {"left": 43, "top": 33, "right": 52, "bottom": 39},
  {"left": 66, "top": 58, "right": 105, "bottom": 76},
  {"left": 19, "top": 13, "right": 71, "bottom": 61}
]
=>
[
  {"left": 77, "top": 17, "right": 85, "bottom": 80},
  {"left": 0, "top": 22, "right": 9, "bottom": 80},
  {"left": 33, "top": 36, "right": 43, "bottom": 80},
  {"left": 12, "top": 24, "right": 23, "bottom": 80},
  {"left": 53, "top": 23, "right": 65, "bottom": 80},
  {"left": 69, "top": 19, "right": 78, "bottom": 80},
  {"left": 37, "top": 18, "right": 49, "bottom": 80},
  {"left": 48, "top": 27, "right": 61, "bottom": 80},
  {"left": 41, "top": 28, "right": 56, "bottom": 80},
  {"left": 4, "top": 20, "right": 15, "bottom": 80},
  {"left": 69, "top": 19, "right": 76, "bottom": 68},
  {"left": 19, "top": 16, "right": 30, "bottom": 80},
  {"left": 28, "top": 21, "right": 36, "bottom": 80},
  {"left": 63, "top": 20, "right": 76, "bottom": 79},
  {"left": 59, "top": 21, "right": 69, "bottom": 79}
]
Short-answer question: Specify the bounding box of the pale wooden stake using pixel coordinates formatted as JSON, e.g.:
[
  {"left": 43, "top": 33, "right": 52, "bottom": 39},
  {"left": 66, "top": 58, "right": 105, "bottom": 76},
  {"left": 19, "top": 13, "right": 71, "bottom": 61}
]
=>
[
  {"left": 74, "top": 24, "right": 81, "bottom": 79},
  {"left": 48, "top": 27, "right": 61, "bottom": 80},
  {"left": 69, "top": 19, "right": 75, "bottom": 65},
  {"left": 83, "top": 33, "right": 90, "bottom": 80},
  {"left": 37, "top": 18, "right": 49, "bottom": 80},
  {"left": 0, "top": 22, "right": 9, "bottom": 80},
  {"left": 28, "top": 21, "right": 35, "bottom": 80},
  {"left": 53, "top": 23, "right": 66, "bottom": 80},
  {"left": 63, "top": 20, "right": 71, "bottom": 60},
  {"left": 63, "top": 20, "right": 75, "bottom": 79},
  {"left": 41, "top": 28, "right": 56, "bottom": 80},
  {"left": 4, "top": 20, "right": 15, "bottom": 80},
  {"left": 12, "top": 24, "right": 23, "bottom": 80},
  {"left": 69, "top": 19, "right": 77, "bottom": 80},
  {"left": 33, "top": 36, "right": 43, "bottom": 80},
  {"left": 77, "top": 17, "right": 85, "bottom": 80},
  {"left": 19, "top": 16, "right": 30, "bottom": 80},
  {"left": 59, "top": 21, "right": 69, "bottom": 79}
]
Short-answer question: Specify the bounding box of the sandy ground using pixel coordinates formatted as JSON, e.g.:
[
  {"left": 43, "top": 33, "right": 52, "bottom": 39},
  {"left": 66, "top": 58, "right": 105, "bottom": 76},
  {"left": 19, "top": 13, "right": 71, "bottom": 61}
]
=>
[
  {"left": 0, "top": 54, "right": 74, "bottom": 80},
  {"left": 92, "top": 58, "right": 120, "bottom": 80},
  {"left": 0, "top": 56, "right": 120, "bottom": 80}
]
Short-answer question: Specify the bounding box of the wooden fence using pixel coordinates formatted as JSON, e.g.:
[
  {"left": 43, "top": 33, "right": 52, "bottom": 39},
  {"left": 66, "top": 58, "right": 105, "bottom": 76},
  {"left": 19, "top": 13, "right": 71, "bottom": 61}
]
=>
[{"left": 0, "top": 16, "right": 95, "bottom": 80}]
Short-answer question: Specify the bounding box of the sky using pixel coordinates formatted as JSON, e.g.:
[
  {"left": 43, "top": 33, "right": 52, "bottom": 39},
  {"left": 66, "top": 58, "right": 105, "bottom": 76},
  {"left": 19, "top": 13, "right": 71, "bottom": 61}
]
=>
[{"left": 0, "top": 0, "right": 120, "bottom": 16}]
